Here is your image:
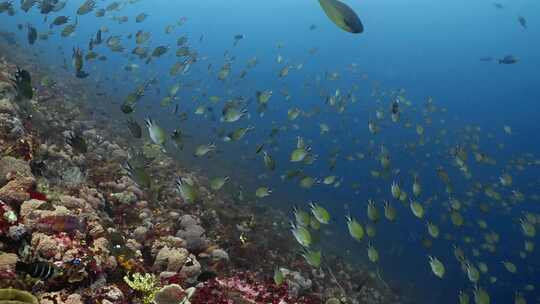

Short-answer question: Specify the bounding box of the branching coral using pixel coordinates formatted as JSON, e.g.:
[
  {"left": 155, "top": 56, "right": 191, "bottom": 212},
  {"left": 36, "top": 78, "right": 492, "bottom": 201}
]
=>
[
  {"left": 123, "top": 272, "right": 159, "bottom": 304},
  {"left": 123, "top": 273, "right": 197, "bottom": 304}
]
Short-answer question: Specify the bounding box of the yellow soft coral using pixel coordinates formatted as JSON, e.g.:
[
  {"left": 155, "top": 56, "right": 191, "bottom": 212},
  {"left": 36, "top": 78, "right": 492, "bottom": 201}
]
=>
[{"left": 123, "top": 272, "right": 159, "bottom": 304}]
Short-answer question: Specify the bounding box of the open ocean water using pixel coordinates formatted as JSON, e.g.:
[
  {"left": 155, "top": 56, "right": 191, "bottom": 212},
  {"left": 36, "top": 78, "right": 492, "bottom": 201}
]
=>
[{"left": 1, "top": 0, "right": 540, "bottom": 303}]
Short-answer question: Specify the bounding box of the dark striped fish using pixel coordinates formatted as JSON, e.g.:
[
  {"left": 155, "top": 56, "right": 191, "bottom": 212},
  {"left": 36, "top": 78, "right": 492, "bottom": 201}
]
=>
[{"left": 16, "top": 261, "right": 56, "bottom": 280}]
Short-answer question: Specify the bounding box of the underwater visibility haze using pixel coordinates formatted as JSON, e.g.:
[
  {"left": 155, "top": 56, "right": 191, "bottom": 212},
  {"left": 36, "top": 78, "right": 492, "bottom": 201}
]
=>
[{"left": 0, "top": 0, "right": 539, "bottom": 303}]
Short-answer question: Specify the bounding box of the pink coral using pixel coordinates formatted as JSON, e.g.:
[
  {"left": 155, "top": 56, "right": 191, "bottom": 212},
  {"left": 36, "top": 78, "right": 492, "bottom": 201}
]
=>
[
  {"left": 31, "top": 232, "right": 82, "bottom": 260},
  {"left": 191, "top": 272, "right": 320, "bottom": 304}
]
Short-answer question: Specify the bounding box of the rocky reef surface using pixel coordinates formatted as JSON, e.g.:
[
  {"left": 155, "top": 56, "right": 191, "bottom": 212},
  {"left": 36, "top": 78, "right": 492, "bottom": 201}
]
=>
[{"left": 0, "top": 47, "right": 401, "bottom": 304}]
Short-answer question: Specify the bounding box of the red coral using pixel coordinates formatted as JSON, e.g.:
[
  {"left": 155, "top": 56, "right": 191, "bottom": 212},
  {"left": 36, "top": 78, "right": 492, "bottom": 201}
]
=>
[
  {"left": 191, "top": 272, "right": 321, "bottom": 304},
  {"left": 28, "top": 189, "right": 47, "bottom": 201},
  {"left": 160, "top": 272, "right": 186, "bottom": 285}
]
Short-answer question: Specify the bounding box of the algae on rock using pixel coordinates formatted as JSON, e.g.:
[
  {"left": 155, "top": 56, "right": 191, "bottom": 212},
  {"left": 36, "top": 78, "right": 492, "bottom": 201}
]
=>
[
  {"left": 123, "top": 272, "right": 159, "bottom": 304},
  {"left": 0, "top": 288, "right": 39, "bottom": 304}
]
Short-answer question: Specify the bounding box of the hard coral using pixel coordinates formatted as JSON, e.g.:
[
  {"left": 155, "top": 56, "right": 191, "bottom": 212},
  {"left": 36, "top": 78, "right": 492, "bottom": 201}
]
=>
[
  {"left": 0, "top": 112, "right": 25, "bottom": 141},
  {"left": 95, "top": 284, "right": 125, "bottom": 304},
  {"left": 31, "top": 232, "right": 82, "bottom": 261},
  {"left": 153, "top": 247, "right": 189, "bottom": 273},
  {"left": 0, "top": 156, "right": 32, "bottom": 186},
  {"left": 179, "top": 254, "right": 201, "bottom": 285},
  {"left": 154, "top": 284, "right": 195, "bottom": 304},
  {"left": 0, "top": 253, "right": 18, "bottom": 275},
  {"left": 0, "top": 176, "right": 34, "bottom": 205},
  {"left": 176, "top": 222, "right": 209, "bottom": 253}
]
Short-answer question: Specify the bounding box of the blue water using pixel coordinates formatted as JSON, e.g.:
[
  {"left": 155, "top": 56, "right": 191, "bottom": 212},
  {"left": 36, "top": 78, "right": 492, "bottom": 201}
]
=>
[{"left": 2, "top": 0, "right": 540, "bottom": 303}]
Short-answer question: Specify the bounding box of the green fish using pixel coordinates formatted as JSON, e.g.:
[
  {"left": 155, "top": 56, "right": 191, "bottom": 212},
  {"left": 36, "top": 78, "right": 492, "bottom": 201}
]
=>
[
  {"left": 61, "top": 18, "right": 78, "bottom": 37},
  {"left": 218, "top": 63, "right": 231, "bottom": 81},
  {"left": 302, "top": 248, "right": 322, "bottom": 268},
  {"left": 273, "top": 268, "right": 284, "bottom": 286},
  {"left": 287, "top": 107, "right": 301, "bottom": 120},
  {"left": 145, "top": 116, "right": 167, "bottom": 147},
  {"left": 323, "top": 175, "right": 336, "bottom": 185},
  {"left": 210, "top": 176, "right": 230, "bottom": 191},
  {"left": 291, "top": 136, "right": 311, "bottom": 162},
  {"left": 135, "top": 31, "right": 151, "bottom": 44},
  {"left": 194, "top": 143, "right": 216, "bottom": 157},
  {"left": 176, "top": 177, "right": 201, "bottom": 204},
  {"left": 229, "top": 126, "right": 254, "bottom": 141},
  {"left": 367, "top": 199, "right": 380, "bottom": 222},
  {"left": 222, "top": 106, "right": 247, "bottom": 123},
  {"left": 263, "top": 151, "right": 276, "bottom": 171},
  {"left": 293, "top": 206, "right": 312, "bottom": 227},
  {"left": 256, "top": 90, "right": 273, "bottom": 105},
  {"left": 125, "top": 162, "right": 151, "bottom": 188},
  {"left": 255, "top": 186, "right": 272, "bottom": 198},
  {"left": 318, "top": 0, "right": 364, "bottom": 33},
  {"left": 309, "top": 202, "right": 330, "bottom": 224},
  {"left": 290, "top": 221, "right": 312, "bottom": 247},
  {"left": 291, "top": 147, "right": 310, "bottom": 162},
  {"left": 345, "top": 215, "right": 364, "bottom": 241},
  {"left": 299, "top": 176, "right": 316, "bottom": 189},
  {"left": 77, "top": 0, "right": 96, "bottom": 15},
  {"left": 135, "top": 13, "right": 148, "bottom": 23}
]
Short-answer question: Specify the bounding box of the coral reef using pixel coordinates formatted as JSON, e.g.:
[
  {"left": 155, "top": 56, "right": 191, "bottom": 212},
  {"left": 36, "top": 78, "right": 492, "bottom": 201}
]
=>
[
  {"left": 191, "top": 272, "right": 319, "bottom": 304},
  {"left": 0, "top": 53, "right": 396, "bottom": 304}
]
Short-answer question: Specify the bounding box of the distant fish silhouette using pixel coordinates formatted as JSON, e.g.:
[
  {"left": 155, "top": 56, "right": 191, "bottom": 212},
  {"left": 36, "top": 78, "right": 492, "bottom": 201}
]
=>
[
  {"left": 498, "top": 55, "right": 519, "bottom": 64},
  {"left": 518, "top": 16, "right": 527, "bottom": 29},
  {"left": 76, "top": 70, "right": 90, "bottom": 78}
]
